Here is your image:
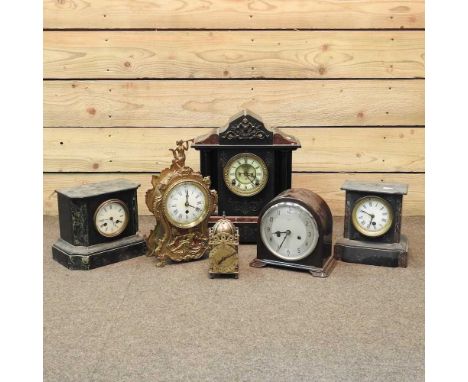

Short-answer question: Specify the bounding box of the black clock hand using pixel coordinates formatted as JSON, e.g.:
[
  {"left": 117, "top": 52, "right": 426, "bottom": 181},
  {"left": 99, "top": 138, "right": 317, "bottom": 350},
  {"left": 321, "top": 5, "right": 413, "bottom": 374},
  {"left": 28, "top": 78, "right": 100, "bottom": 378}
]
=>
[
  {"left": 277, "top": 230, "right": 291, "bottom": 250},
  {"left": 273, "top": 230, "right": 289, "bottom": 237},
  {"left": 367, "top": 216, "right": 374, "bottom": 229},
  {"left": 360, "top": 210, "right": 374, "bottom": 217}
]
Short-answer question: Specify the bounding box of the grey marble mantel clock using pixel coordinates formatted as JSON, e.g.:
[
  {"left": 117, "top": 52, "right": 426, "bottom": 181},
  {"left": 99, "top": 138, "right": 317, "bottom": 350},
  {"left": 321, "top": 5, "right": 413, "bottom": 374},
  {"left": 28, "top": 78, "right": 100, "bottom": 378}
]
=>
[{"left": 334, "top": 181, "right": 409, "bottom": 267}]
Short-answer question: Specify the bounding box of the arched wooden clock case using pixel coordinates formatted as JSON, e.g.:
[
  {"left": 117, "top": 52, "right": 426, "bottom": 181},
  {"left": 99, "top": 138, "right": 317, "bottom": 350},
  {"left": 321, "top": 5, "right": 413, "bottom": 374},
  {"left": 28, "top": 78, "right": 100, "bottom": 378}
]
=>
[
  {"left": 251, "top": 188, "right": 335, "bottom": 277},
  {"left": 192, "top": 110, "right": 300, "bottom": 243}
]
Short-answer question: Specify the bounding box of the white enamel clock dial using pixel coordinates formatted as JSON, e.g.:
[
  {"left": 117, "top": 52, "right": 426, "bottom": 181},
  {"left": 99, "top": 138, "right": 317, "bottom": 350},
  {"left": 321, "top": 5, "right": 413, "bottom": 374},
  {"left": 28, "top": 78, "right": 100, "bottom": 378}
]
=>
[
  {"left": 223, "top": 153, "right": 268, "bottom": 197},
  {"left": 352, "top": 196, "right": 394, "bottom": 237},
  {"left": 94, "top": 199, "right": 129, "bottom": 237},
  {"left": 260, "top": 202, "right": 319, "bottom": 261},
  {"left": 164, "top": 180, "right": 209, "bottom": 229}
]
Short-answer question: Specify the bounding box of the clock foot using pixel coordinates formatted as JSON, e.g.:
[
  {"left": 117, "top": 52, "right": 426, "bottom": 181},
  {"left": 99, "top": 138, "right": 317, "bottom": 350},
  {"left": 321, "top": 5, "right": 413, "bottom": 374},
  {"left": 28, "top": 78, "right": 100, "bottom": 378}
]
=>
[
  {"left": 155, "top": 258, "right": 167, "bottom": 267},
  {"left": 208, "top": 271, "right": 239, "bottom": 279},
  {"left": 249, "top": 259, "right": 267, "bottom": 268},
  {"left": 249, "top": 257, "right": 335, "bottom": 277}
]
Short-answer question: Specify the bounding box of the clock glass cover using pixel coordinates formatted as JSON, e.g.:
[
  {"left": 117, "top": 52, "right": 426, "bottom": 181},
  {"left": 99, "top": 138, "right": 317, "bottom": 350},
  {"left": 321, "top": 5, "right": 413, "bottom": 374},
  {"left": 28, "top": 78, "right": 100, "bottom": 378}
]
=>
[
  {"left": 223, "top": 153, "right": 268, "bottom": 197},
  {"left": 94, "top": 199, "right": 129, "bottom": 237},
  {"left": 260, "top": 201, "right": 319, "bottom": 261},
  {"left": 352, "top": 196, "right": 394, "bottom": 237},
  {"left": 164, "top": 180, "right": 209, "bottom": 229}
]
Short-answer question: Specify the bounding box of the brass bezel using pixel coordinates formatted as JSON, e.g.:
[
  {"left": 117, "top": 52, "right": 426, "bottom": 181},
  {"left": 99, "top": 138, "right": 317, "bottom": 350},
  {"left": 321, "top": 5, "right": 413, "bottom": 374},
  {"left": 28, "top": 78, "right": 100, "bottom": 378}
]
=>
[
  {"left": 94, "top": 199, "right": 129, "bottom": 238},
  {"left": 162, "top": 178, "right": 211, "bottom": 229},
  {"left": 223, "top": 152, "right": 268, "bottom": 197},
  {"left": 351, "top": 196, "right": 394, "bottom": 237}
]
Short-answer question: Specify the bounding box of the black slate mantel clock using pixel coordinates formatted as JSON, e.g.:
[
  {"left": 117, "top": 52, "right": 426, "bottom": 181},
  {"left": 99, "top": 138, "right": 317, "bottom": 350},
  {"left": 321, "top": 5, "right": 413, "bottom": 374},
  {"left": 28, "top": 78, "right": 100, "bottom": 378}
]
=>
[
  {"left": 334, "top": 180, "right": 409, "bottom": 267},
  {"left": 52, "top": 179, "right": 146, "bottom": 270},
  {"left": 192, "top": 110, "right": 301, "bottom": 243}
]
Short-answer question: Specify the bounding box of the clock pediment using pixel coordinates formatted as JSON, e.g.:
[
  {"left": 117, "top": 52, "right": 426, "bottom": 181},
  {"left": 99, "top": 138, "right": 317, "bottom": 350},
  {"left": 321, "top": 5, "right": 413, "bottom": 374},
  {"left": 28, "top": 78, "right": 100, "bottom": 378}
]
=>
[{"left": 219, "top": 110, "right": 273, "bottom": 145}]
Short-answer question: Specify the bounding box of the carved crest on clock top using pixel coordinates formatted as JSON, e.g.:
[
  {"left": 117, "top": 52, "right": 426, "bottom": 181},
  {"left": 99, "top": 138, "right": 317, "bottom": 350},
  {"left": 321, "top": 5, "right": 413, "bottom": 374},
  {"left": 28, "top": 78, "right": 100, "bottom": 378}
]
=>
[{"left": 219, "top": 110, "right": 273, "bottom": 144}]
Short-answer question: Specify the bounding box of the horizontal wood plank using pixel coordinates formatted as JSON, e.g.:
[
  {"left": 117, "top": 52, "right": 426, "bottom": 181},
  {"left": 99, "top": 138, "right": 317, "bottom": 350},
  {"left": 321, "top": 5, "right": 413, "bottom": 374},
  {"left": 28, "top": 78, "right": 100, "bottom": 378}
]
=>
[
  {"left": 44, "top": 127, "right": 424, "bottom": 172},
  {"left": 43, "top": 173, "right": 425, "bottom": 216},
  {"left": 44, "top": 80, "right": 424, "bottom": 127},
  {"left": 43, "top": 0, "right": 425, "bottom": 29},
  {"left": 44, "top": 31, "right": 424, "bottom": 79}
]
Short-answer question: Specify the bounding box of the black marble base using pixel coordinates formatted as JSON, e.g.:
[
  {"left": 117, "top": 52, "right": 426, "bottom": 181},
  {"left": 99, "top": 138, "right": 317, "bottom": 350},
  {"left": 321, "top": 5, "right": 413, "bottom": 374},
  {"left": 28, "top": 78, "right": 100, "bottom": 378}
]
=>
[
  {"left": 52, "top": 234, "right": 147, "bottom": 270},
  {"left": 334, "top": 235, "right": 408, "bottom": 268}
]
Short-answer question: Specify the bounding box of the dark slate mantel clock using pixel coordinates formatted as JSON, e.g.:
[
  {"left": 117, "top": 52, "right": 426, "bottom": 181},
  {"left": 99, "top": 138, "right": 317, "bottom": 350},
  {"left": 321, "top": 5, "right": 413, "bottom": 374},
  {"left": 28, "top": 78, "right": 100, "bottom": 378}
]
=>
[
  {"left": 52, "top": 179, "right": 146, "bottom": 270},
  {"left": 192, "top": 110, "right": 301, "bottom": 243},
  {"left": 334, "top": 181, "right": 409, "bottom": 267}
]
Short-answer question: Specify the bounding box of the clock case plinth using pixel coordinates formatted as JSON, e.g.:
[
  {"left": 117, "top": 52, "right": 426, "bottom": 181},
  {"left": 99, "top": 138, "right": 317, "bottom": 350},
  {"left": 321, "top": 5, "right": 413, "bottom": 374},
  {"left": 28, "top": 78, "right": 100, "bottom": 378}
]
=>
[
  {"left": 52, "top": 179, "right": 146, "bottom": 270},
  {"left": 334, "top": 181, "right": 408, "bottom": 268},
  {"left": 192, "top": 110, "right": 300, "bottom": 244},
  {"left": 251, "top": 188, "right": 335, "bottom": 277}
]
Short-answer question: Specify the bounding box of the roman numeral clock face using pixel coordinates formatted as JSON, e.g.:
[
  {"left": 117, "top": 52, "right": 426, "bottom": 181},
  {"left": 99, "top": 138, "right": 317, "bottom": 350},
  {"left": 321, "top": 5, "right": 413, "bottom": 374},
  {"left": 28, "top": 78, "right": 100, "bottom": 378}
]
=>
[
  {"left": 164, "top": 180, "right": 209, "bottom": 229},
  {"left": 223, "top": 153, "right": 268, "bottom": 197},
  {"left": 352, "top": 196, "right": 394, "bottom": 237},
  {"left": 94, "top": 199, "right": 129, "bottom": 238}
]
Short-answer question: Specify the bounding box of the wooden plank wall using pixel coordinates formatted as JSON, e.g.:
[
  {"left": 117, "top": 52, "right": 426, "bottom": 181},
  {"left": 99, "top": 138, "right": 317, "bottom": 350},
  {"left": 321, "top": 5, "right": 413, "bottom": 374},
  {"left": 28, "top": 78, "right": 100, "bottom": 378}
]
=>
[{"left": 43, "top": 0, "right": 425, "bottom": 216}]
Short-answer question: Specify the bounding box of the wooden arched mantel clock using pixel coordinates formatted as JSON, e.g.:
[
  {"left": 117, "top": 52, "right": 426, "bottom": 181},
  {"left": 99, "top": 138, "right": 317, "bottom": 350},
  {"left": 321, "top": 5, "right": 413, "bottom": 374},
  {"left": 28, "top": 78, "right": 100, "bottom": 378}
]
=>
[{"left": 192, "top": 110, "right": 301, "bottom": 243}]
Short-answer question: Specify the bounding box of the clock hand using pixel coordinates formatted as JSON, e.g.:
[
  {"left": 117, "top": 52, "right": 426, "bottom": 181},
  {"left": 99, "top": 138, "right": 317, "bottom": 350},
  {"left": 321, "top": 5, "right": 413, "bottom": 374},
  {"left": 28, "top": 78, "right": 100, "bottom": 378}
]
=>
[
  {"left": 273, "top": 230, "right": 290, "bottom": 237},
  {"left": 367, "top": 216, "right": 374, "bottom": 229},
  {"left": 360, "top": 210, "right": 374, "bottom": 218},
  {"left": 277, "top": 230, "right": 291, "bottom": 250}
]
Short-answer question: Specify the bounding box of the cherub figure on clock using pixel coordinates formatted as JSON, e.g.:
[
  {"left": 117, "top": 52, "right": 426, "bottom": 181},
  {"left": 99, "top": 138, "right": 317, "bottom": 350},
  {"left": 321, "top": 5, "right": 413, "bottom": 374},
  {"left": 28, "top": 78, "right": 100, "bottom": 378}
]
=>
[{"left": 146, "top": 139, "right": 217, "bottom": 267}]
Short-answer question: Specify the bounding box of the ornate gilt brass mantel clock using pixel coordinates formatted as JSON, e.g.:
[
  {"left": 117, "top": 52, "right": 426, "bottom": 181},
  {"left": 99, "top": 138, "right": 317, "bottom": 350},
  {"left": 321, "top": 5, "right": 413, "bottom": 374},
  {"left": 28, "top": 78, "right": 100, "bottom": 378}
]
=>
[
  {"left": 146, "top": 140, "right": 218, "bottom": 266},
  {"left": 192, "top": 110, "right": 301, "bottom": 243},
  {"left": 334, "top": 181, "right": 408, "bottom": 267}
]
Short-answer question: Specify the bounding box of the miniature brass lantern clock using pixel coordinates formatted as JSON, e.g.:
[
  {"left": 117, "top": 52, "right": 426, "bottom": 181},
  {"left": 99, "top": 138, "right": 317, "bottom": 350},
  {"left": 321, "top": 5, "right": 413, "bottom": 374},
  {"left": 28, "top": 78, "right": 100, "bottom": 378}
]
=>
[
  {"left": 208, "top": 217, "right": 239, "bottom": 279},
  {"left": 52, "top": 179, "right": 146, "bottom": 270},
  {"left": 251, "top": 189, "right": 335, "bottom": 277},
  {"left": 334, "top": 181, "right": 409, "bottom": 267},
  {"left": 146, "top": 140, "right": 218, "bottom": 266},
  {"left": 192, "top": 110, "right": 300, "bottom": 243}
]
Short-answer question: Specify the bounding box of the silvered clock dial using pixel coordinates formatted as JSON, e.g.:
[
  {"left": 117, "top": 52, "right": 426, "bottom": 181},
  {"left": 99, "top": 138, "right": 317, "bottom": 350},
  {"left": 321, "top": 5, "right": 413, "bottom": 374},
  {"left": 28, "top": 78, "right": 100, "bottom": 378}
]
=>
[
  {"left": 260, "top": 202, "right": 319, "bottom": 261},
  {"left": 223, "top": 153, "right": 268, "bottom": 197}
]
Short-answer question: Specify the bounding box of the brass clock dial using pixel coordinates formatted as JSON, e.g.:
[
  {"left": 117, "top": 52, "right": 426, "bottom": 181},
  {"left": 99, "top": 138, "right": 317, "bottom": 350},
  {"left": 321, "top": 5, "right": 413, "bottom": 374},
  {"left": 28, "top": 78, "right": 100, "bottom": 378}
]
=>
[
  {"left": 352, "top": 196, "right": 394, "bottom": 237},
  {"left": 163, "top": 179, "right": 210, "bottom": 229},
  {"left": 223, "top": 153, "right": 268, "bottom": 197},
  {"left": 94, "top": 199, "right": 129, "bottom": 238}
]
